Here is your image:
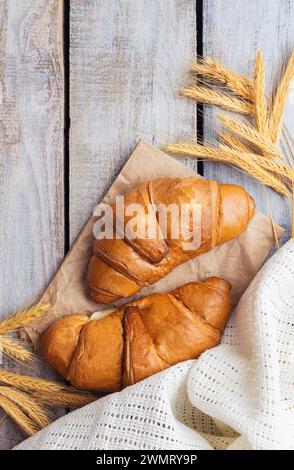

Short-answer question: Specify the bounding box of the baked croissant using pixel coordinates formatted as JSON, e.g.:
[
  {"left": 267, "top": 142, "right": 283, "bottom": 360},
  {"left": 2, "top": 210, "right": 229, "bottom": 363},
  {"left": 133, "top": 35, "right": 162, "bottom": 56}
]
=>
[
  {"left": 41, "top": 277, "right": 232, "bottom": 393},
  {"left": 88, "top": 177, "right": 255, "bottom": 304}
]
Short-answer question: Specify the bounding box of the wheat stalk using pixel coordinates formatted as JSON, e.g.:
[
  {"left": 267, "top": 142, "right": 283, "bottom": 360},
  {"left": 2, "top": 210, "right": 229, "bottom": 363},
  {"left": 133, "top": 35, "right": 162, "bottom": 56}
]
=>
[
  {"left": 254, "top": 51, "right": 268, "bottom": 135},
  {"left": 281, "top": 125, "right": 294, "bottom": 238},
  {"left": 218, "top": 145, "right": 294, "bottom": 182},
  {"left": 180, "top": 86, "right": 253, "bottom": 115},
  {"left": 0, "top": 369, "right": 67, "bottom": 393},
  {"left": 0, "top": 369, "right": 95, "bottom": 396},
  {"left": 175, "top": 52, "right": 294, "bottom": 240},
  {"left": 0, "top": 368, "right": 97, "bottom": 435},
  {"left": 32, "top": 390, "right": 97, "bottom": 408},
  {"left": 164, "top": 143, "right": 288, "bottom": 196},
  {"left": 218, "top": 113, "right": 280, "bottom": 158},
  {"left": 0, "top": 395, "right": 39, "bottom": 436},
  {"left": 282, "top": 125, "right": 294, "bottom": 167},
  {"left": 0, "top": 386, "right": 51, "bottom": 429},
  {"left": 0, "top": 303, "right": 50, "bottom": 335},
  {"left": 190, "top": 59, "right": 253, "bottom": 100},
  {"left": 269, "top": 50, "right": 294, "bottom": 143},
  {"left": 262, "top": 185, "right": 280, "bottom": 249},
  {"left": 0, "top": 336, "right": 34, "bottom": 361}
]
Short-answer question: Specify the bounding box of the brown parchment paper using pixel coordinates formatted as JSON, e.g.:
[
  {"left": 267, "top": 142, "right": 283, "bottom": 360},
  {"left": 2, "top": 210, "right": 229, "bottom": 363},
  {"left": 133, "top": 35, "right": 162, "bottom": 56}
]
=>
[{"left": 27, "top": 140, "right": 283, "bottom": 344}]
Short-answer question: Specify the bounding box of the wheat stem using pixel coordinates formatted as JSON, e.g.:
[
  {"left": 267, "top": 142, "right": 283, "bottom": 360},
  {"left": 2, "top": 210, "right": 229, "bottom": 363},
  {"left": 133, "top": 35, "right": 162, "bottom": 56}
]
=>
[
  {"left": 180, "top": 86, "right": 253, "bottom": 115},
  {"left": 281, "top": 126, "right": 294, "bottom": 238},
  {"left": 292, "top": 183, "right": 294, "bottom": 239},
  {"left": 262, "top": 186, "right": 280, "bottom": 249},
  {"left": 282, "top": 126, "right": 294, "bottom": 167}
]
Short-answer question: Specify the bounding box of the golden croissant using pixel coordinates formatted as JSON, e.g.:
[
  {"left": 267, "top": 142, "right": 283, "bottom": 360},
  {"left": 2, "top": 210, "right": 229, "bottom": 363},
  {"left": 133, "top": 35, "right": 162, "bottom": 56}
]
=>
[
  {"left": 41, "top": 277, "right": 232, "bottom": 393},
  {"left": 87, "top": 177, "right": 255, "bottom": 304}
]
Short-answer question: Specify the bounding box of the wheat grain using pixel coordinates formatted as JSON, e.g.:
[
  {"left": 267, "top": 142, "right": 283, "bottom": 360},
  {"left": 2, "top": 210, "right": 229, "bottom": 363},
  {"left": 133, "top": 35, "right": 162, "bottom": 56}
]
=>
[
  {"left": 164, "top": 143, "right": 288, "bottom": 196},
  {"left": 33, "top": 390, "right": 97, "bottom": 408},
  {"left": 0, "top": 303, "right": 50, "bottom": 335},
  {"left": 0, "top": 386, "right": 51, "bottom": 429},
  {"left": 254, "top": 51, "right": 268, "bottom": 135},
  {"left": 218, "top": 131, "right": 251, "bottom": 153},
  {"left": 0, "top": 369, "right": 94, "bottom": 395},
  {"left": 218, "top": 113, "right": 280, "bottom": 158},
  {"left": 0, "top": 395, "right": 39, "bottom": 436},
  {"left": 0, "top": 336, "right": 34, "bottom": 362},
  {"left": 0, "top": 369, "right": 97, "bottom": 435},
  {"left": 218, "top": 145, "right": 294, "bottom": 182},
  {"left": 180, "top": 86, "right": 253, "bottom": 114},
  {"left": 269, "top": 50, "right": 294, "bottom": 143},
  {"left": 190, "top": 59, "right": 253, "bottom": 100},
  {"left": 0, "top": 369, "right": 67, "bottom": 392}
]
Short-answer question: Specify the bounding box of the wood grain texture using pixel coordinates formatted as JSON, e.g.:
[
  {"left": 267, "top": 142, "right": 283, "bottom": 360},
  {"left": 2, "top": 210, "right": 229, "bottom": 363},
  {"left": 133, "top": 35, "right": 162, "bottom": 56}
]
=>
[
  {"left": 203, "top": 0, "right": 294, "bottom": 244},
  {"left": 0, "top": 0, "right": 64, "bottom": 449},
  {"left": 70, "top": 0, "right": 197, "bottom": 242}
]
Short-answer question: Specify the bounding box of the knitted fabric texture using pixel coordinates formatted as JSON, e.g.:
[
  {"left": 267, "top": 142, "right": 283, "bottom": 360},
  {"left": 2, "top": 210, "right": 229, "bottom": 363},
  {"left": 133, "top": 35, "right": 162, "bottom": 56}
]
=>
[{"left": 15, "top": 239, "right": 294, "bottom": 450}]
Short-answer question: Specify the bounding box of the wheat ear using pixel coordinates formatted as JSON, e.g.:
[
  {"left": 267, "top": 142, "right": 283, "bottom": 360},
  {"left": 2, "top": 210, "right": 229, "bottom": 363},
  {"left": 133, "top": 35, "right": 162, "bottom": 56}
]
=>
[
  {"left": 218, "top": 131, "right": 251, "bottom": 153},
  {"left": 269, "top": 50, "right": 294, "bottom": 143},
  {"left": 0, "top": 369, "right": 67, "bottom": 393},
  {"left": 190, "top": 59, "right": 253, "bottom": 100},
  {"left": 180, "top": 86, "right": 253, "bottom": 115},
  {"left": 0, "top": 395, "right": 39, "bottom": 436},
  {"left": 218, "top": 145, "right": 294, "bottom": 182},
  {"left": 0, "top": 386, "right": 51, "bottom": 429},
  {"left": 0, "top": 336, "right": 34, "bottom": 361},
  {"left": 254, "top": 51, "right": 268, "bottom": 135},
  {"left": 0, "top": 369, "right": 95, "bottom": 395},
  {"left": 32, "top": 390, "right": 97, "bottom": 408},
  {"left": 0, "top": 303, "right": 50, "bottom": 335},
  {"left": 164, "top": 143, "right": 288, "bottom": 196},
  {"left": 218, "top": 113, "right": 280, "bottom": 158}
]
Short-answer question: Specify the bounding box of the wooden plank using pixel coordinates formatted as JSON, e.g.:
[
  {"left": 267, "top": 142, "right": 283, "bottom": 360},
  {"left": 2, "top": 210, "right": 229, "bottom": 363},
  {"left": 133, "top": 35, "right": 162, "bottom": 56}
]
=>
[
  {"left": 0, "top": 0, "right": 64, "bottom": 449},
  {"left": 203, "top": 0, "right": 294, "bottom": 243},
  {"left": 70, "top": 0, "right": 197, "bottom": 242}
]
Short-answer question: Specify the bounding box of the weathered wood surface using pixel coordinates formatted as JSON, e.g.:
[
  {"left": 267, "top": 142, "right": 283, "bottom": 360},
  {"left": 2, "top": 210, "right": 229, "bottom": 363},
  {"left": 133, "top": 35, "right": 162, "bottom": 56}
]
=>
[
  {"left": 1, "top": 0, "right": 294, "bottom": 451},
  {"left": 203, "top": 0, "right": 294, "bottom": 244},
  {"left": 0, "top": 0, "right": 64, "bottom": 449},
  {"left": 69, "top": 0, "right": 197, "bottom": 241}
]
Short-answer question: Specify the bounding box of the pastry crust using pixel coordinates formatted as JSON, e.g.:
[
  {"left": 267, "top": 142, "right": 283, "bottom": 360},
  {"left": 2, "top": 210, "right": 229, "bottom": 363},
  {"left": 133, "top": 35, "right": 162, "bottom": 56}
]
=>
[
  {"left": 88, "top": 177, "right": 255, "bottom": 304},
  {"left": 41, "top": 277, "right": 233, "bottom": 393}
]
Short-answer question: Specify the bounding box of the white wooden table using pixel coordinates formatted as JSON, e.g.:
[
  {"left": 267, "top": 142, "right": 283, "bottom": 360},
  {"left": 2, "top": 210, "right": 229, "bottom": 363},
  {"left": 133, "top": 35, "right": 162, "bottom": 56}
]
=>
[{"left": 0, "top": 0, "right": 293, "bottom": 449}]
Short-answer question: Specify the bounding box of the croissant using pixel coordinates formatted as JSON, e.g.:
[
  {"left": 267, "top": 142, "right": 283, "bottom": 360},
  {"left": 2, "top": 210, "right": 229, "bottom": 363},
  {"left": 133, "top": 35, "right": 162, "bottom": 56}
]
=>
[
  {"left": 88, "top": 177, "right": 255, "bottom": 304},
  {"left": 41, "top": 277, "right": 232, "bottom": 393}
]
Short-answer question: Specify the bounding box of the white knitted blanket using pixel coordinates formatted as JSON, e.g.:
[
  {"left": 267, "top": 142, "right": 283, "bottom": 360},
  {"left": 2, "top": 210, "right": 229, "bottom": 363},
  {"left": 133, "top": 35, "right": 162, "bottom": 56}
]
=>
[{"left": 15, "top": 239, "right": 294, "bottom": 450}]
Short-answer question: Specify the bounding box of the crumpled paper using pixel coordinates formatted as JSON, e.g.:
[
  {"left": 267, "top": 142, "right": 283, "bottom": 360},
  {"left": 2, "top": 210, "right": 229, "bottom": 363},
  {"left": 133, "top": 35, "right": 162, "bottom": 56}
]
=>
[{"left": 26, "top": 139, "right": 283, "bottom": 344}]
